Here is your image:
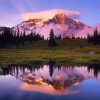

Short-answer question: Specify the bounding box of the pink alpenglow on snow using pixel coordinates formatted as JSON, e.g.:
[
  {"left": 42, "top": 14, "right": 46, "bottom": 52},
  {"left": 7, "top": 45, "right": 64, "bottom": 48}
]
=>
[{"left": 12, "top": 10, "right": 94, "bottom": 39}]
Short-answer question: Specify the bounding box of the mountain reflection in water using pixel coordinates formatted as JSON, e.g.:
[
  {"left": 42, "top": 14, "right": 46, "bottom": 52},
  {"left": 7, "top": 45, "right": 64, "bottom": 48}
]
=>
[{"left": 1, "top": 63, "right": 100, "bottom": 92}]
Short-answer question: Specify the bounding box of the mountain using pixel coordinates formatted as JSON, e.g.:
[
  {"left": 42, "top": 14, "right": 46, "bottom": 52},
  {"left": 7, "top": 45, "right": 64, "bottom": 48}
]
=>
[
  {"left": 1, "top": 65, "right": 91, "bottom": 91},
  {"left": 11, "top": 14, "right": 94, "bottom": 38},
  {"left": 19, "top": 72, "right": 85, "bottom": 90}
]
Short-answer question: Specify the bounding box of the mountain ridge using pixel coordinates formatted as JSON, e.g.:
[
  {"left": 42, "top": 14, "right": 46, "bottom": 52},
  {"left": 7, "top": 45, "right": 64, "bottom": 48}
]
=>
[{"left": 1, "top": 14, "right": 93, "bottom": 38}]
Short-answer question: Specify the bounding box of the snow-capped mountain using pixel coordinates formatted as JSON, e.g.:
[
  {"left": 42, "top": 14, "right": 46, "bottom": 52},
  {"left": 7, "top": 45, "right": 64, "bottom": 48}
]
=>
[
  {"left": 11, "top": 14, "right": 93, "bottom": 38},
  {"left": 2, "top": 65, "right": 88, "bottom": 91}
]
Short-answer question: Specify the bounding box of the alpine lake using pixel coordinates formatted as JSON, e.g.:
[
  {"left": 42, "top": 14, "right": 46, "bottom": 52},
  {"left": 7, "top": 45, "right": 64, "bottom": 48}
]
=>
[{"left": 0, "top": 62, "right": 100, "bottom": 100}]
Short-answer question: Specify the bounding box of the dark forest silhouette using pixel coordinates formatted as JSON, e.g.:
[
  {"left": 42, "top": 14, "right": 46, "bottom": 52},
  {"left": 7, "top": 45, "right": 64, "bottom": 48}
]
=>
[
  {"left": 0, "top": 27, "right": 44, "bottom": 47},
  {"left": 0, "top": 27, "right": 100, "bottom": 48},
  {"left": 87, "top": 28, "right": 100, "bottom": 45},
  {"left": 0, "top": 64, "right": 100, "bottom": 79}
]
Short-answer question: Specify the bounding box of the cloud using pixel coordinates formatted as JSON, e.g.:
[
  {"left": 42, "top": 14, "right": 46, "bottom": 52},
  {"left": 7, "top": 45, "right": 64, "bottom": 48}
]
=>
[
  {"left": 75, "top": 27, "right": 94, "bottom": 38},
  {"left": 75, "top": 24, "right": 100, "bottom": 38},
  {"left": 20, "top": 9, "right": 81, "bottom": 20}
]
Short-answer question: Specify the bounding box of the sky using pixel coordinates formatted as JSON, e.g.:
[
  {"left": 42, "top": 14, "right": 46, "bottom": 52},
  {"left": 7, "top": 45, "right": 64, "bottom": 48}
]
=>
[{"left": 0, "top": 0, "right": 100, "bottom": 27}]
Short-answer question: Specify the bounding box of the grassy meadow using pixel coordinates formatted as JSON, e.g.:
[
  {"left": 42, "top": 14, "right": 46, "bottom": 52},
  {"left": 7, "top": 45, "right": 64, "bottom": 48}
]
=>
[{"left": 0, "top": 39, "right": 100, "bottom": 66}]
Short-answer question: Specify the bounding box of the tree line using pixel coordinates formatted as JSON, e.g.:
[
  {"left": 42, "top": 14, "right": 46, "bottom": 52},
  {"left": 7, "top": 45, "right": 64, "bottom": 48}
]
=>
[
  {"left": 87, "top": 28, "right": 100, "bottom": 45},
  {"left": 0, "top": 27, "right": 44, "bottom": 47},
  {"left": 1, "top": 26, "right": 99, "bottom": 48}
]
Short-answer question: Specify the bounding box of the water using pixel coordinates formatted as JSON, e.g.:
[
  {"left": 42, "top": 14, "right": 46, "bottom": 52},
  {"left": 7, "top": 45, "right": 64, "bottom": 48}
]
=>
[{"left": 0, "top": 63, "right": 100, "bottom": 100}]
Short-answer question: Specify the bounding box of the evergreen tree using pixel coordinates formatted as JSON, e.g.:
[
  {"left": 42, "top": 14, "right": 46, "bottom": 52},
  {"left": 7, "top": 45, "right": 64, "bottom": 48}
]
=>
[
  {"left": 98, "top": 32, "right": 100, "bottom": 45},
  {"left": 87, "top": 34, "right": 91, "bottom": 43},
  {"left": 30, "top": 31, "right": 33, "bottom": 42},
  {"left": 87, "top": 28, "right": 100, "bottom": 45},
  {"left": 71, "top": 34, "right": 75, "bottom": 39},
  {"left": 48, "top": 29, "right": 57, "bottom": 47},
  {"left": 48, "top": 60, "right": 55, "bottom": 77},
  {"left": 93, "top": 28, "right": 98, "bottom": 45},
  {"left": 17, "top": 26, "right": 20, "bottom": 40}
]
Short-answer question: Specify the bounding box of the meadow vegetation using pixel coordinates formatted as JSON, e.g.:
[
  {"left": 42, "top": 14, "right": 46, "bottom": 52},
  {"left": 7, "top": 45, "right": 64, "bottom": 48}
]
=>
[{"left": 0, "top": 39, "right": 100, "bottom": 66}]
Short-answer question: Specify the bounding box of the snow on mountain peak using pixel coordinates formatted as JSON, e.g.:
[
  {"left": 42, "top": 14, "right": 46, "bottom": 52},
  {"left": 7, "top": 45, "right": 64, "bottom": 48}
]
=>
[{"left": 11, "top": 14, "right": 93, "bottom": 39}]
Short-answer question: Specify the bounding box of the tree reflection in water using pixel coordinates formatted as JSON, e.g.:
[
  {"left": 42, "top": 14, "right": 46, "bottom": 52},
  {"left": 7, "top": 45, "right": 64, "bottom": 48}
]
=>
[{"left": 0, "top": 63, "right": 100, "bottom": 90}]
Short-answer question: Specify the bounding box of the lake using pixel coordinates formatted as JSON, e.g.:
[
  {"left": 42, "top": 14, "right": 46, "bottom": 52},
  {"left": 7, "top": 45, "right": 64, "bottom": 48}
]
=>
[{"left": 0, "top": 63, "right": 100, "bottom": 100}]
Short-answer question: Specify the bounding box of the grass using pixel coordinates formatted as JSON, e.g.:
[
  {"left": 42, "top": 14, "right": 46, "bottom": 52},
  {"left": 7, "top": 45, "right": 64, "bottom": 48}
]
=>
[{"left": 0, "top": 39, "right": 100, "bottom": 66}]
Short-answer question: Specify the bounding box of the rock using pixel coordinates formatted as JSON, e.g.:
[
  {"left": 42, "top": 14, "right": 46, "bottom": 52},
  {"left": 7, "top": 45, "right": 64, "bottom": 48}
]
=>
[{"left": 90, "top": 51, "right": 95, "bottom": 54}]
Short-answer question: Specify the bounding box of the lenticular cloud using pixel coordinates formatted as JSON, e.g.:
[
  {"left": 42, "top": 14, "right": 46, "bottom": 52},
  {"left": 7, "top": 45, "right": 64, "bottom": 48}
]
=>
[{"left": 20, "top": 9, "right": 81, "bottom": 20}]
